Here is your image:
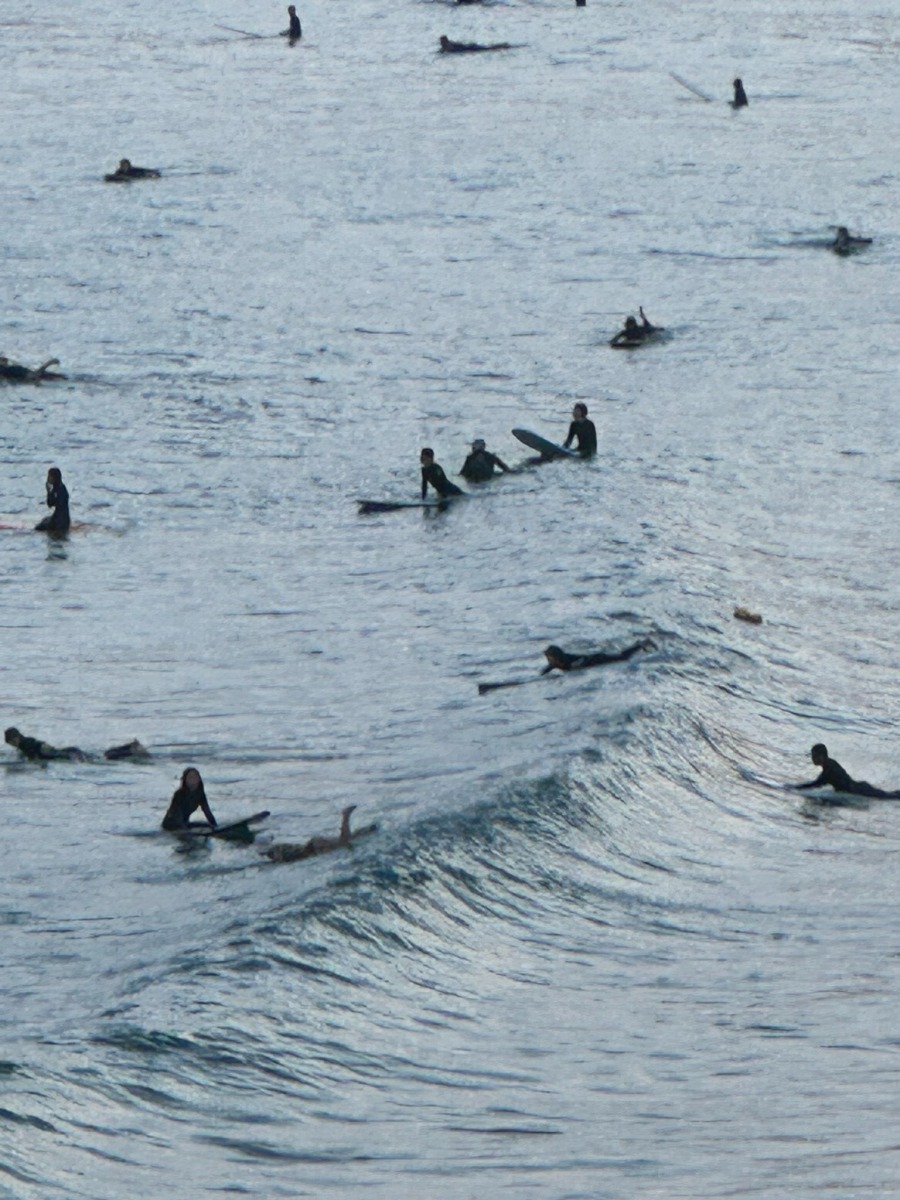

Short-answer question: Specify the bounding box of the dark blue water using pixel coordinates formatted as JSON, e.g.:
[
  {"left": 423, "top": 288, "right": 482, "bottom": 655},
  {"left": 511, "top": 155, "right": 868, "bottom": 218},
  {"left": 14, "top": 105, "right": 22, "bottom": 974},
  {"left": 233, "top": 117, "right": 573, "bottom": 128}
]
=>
[{"left": 1, "top": 0, "right": 898, "bottom": 1195}]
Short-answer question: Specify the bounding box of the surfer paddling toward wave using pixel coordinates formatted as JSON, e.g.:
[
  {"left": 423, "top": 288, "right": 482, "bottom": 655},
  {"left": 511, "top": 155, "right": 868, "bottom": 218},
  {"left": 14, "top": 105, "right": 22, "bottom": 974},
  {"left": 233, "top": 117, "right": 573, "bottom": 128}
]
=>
[
  {"left": 792, "top": 744, "right": 900, "bottom": 799},
  {"left": 265, "top": 804, "right": 369, "bottom": 862},
  {"left": 0, "top": 356, "right": 66, "bottom": 383},
  {"left": 439, "top": 36, "right": 512, "bottom": 53},
  {"left": 479, "top": 637, "right": 655, "bottom": 693}
]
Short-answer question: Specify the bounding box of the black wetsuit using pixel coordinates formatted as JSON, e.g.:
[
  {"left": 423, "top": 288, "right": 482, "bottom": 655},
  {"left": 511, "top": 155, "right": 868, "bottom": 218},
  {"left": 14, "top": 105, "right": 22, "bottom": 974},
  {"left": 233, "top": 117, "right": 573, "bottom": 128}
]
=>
[
  {"left": 162, "top": 784, "right": 216, "bottom": 830},
  {"left": 440, "top": 37, "right": 511, "bottom": 52},
  {"left": 8, "top": 734, "right": 84, "bottom": 761},
  {"left": 797, "top": 757, "right": 900, "bottom": 799},
  {"left": 36, "top": 481, "right": 70, "bottom": 533},
  {"left": 0, "top": 362, "right": 31, "bottom": 381},
  {"left": 421, "top": 462, "right": 464, "bottom": 500},
  {"left": 460, "top": 449, "right": 509, "bottom": 483},
  {"left": 104, "top": 165, "right": 160, "bottom": 182},
  {"left": 542, "top": 641, "right": 649, "bottom": 673},
  {"left": 287, "top": 9, "right": 301, "bottom": 37},
  {"left": 563, "top": 418, "right": 597, "bottom": 458},
  {"left": 732, "top": 80, "right": 748, "bottom": 108}
]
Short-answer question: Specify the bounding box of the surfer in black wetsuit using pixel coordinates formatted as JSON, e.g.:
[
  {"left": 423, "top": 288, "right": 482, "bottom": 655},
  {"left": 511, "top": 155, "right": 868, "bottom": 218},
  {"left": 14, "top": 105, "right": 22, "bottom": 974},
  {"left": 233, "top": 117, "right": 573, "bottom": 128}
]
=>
[
  {"left": 541, "top": 639, "right": 655, "bottom": 674},
  {"left": 460, "top": 439, "right": 510, "bottom": 482},
  {"left": 35, "top": 467, "right": 70, "bottom": 534},
  {"left": 832, "top": 226, "right": 872, "bottom": 254},
  {"left": 266, "top": 805, "right": 358, "bottom": 862},
  {"left": 4, "top": 727, "right": 86, "bottom": 762},
  {"left": 104, "top": 159, "right": 161, "bottom": 182},
  {"left": 104, "top": 739, "right": 150, "bottom": 761},
  {"left": 162, "top": 768, "right": 217, "bottom": 830},
  {"left": 0, "top": 356, "right": 66, "bottom": 383},
  {"left": 610, "top": 308, "right": 657, "bottom": 347},
  {"left": 439, "top": 35, "right": 511, "bottom": 52},
  {"left": 731, "top": 78, "right": 748, "bottom": 108},
  {"left": 562, "top": 403, "right": 597, "bottom": 458},
  {"left": 281, "top": 4, "right": 301, "bottom": 40},
  {"left": 421, "top": 448, "right": 464, "bottom": 500},
  {"left": 794, "top": 744, "right": 900, "bottom": 799}
]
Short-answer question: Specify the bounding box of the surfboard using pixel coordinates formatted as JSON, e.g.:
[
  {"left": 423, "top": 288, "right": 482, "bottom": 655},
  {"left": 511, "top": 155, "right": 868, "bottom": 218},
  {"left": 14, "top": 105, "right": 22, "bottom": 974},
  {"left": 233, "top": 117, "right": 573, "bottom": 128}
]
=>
[
  {"left": 357, "top": 497, "right": 462, "bottom": 514},
  {"left": 512, "top": 429, "right": 577, "bottom": 459},
  {"left": 178, "top": 810, "right": 270, "bottom": 842},
  {"left": 609, "top": 327, "right": 665, "bottom": 349}
]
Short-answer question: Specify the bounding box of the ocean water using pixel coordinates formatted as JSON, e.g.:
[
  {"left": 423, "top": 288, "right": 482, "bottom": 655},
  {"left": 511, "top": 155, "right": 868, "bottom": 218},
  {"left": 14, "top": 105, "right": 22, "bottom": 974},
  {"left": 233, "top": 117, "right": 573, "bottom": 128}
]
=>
[{"left": 1, "top": 0, "right": 898, "bottom": 1195}]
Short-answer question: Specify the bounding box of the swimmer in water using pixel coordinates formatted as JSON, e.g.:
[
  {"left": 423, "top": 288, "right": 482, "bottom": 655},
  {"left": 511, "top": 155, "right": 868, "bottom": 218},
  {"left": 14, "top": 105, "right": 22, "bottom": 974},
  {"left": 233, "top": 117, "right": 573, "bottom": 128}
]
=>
[
  {"left": 35, "top": 467, "right": 70, "bottom": 534},
  {"left": 562, "top": 402, "right": 597, "bottom": 458},
  {"left": 541, "top": 638, "right": 655, "bottom": 674},
  {"left": 421, "top": 448, "right": 464, "bottom": 500},
  {"left": 4, "top": 727, "right": 86, "bottom": 762},
  {"left": 103, "top": 739, "right": 150, "bottom": 761},
  {"left": 794, "top": 744, "right": 900, "bottom": 799},
  {"left": 731, "top": 78, "right": 748, "bottom": 108},
  {"left": 439, "top": 35, "right": 512, "bottom": 52},
  {"left": 104, "top": 159, "right": 161, "bottom": 182},
  {"left": 266, "top": 805, "right": 358, "bottom": 862},
  {"left": 460, "top": 439, "right": 510, "bottom": 482},
  {"left": 0, "top": 356, "right": 66, "bottom": 383},
  {"left": 832, "top": 226, "right": 872, "bottom": 254},
  {"left": 281, "top": 4, "right": 301, "bottom": 40},
  {"left": 161, "top": 768, "right": 218, "bottom": 831},
  {"left": 610, "top": 307, "right": 657, "bottom": 347}
]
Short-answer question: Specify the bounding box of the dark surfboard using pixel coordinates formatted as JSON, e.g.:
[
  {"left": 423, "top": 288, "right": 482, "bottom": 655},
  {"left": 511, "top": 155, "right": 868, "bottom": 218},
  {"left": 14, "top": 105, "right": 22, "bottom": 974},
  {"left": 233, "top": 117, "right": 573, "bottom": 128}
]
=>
[
  {"left": 178, "top": 810, "right": 270, "bottom": 842},
  {"left": 512, "top": 428, "right": 577, "bottom": 459}
]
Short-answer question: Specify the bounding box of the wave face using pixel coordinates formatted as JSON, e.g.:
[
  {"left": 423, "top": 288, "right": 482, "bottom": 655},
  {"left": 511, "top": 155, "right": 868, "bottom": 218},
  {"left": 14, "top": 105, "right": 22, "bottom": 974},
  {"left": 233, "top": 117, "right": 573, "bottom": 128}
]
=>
[{"left": 2, "top": 0, "right": 898, "bottom": 1195}]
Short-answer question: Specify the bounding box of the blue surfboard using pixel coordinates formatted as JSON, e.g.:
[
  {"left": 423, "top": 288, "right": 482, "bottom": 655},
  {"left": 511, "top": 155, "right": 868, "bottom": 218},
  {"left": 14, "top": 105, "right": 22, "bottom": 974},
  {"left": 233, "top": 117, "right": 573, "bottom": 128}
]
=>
[{"left": 512, "top": 428, "right": 578, "bottom": 459}]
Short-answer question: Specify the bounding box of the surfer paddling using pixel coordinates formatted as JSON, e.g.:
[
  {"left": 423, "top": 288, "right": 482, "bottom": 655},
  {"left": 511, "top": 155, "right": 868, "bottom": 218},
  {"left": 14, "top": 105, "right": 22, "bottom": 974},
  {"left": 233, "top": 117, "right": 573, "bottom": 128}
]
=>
[
  {"left": 562, "top": 403, "right": 597, "bottom": 458},
  {"left": 266, "top": 804, "right": 359, "bottom": 862},
  {"left": 35, "top": 467, "right": 71, "bottom": 534},
  {"left": 0, "top": 356, "right": 66, "bottom": 383},
  {"left": 610, "top": 308, "right": 658, "bottom": 347},
  {"left": 542, "top": 638, "right": 655, "bottom": 674},
  {"left": 439, "top": 35, "right": 512, "bottom": 52},
  {"left": 281, "top": 4, "right": 301, "bottom": 41},
  {"left": 162, "top": 768, "right": 218, "bottom": 831},
  {"left": 4, "top": 727, "right": 86, "bottom": 762},
  {"left": 460, "top": 439, "right": 509, "bottom": 482},
  {"left": 421, "top": 448, "right": 464, "bottom": 500},
  {"left": 793, "top": 744, "right": 900, "bottom": 799},
  {"left": 104, "top": 158, "right": 161, "bottom": 182}
]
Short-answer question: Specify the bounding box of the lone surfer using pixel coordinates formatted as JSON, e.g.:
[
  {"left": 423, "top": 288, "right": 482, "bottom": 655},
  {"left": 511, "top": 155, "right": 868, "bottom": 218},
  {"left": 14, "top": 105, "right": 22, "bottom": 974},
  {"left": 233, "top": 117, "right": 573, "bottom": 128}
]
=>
[
  {"left": 562, "top": 402, "right": 597, "bottom": 458},
  {"left": 35, "top": 467, "right": 70, "bottom": 534},
  {"left": 460, "top": 439, "right": 510, "bottom": 482},
  {"left": 162, "top": 768, "right": 218, "bottom": 830},
  {"left": 281, "top": 4, "right": 301, "bottom": 40},
  {"left": 793, "top": 744, "right": 900, "bottom": 799},
  {"left": 610, "top": 308, "right": 657, "bottom": 347},
  {"left": 4, "top": 727, "right": 86, "bottom": 762},
  {"left": 541, "top": 638, "right": 655, "bottom": 674},
  {"left": 104, "top": 159, "right": 161, "bottom": 182},
  {"left": 0, "top": 356, "right": 66, "bottom": 383},
  {"left": 832, "top": 226, "right": 872, "bottom": 254},
  {"left": 266, "top": 804, "right": 359, "bottom": 862},
  {"left": 439, "top": 35, "right": 511, "bottom": 52},
  {"left": 731, "top": 78, "right": 748, "bottom": 108},
  {"left": 421, "top": 448, "right": 464, "bottom": 500}
]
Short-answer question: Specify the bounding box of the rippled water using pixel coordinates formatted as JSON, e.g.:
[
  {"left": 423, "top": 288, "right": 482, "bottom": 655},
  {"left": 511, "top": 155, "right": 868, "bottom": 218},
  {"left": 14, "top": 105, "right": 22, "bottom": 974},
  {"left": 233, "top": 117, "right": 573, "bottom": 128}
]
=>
[{"left": 1, "top": 0, "right": 898, "bottom": 1195}]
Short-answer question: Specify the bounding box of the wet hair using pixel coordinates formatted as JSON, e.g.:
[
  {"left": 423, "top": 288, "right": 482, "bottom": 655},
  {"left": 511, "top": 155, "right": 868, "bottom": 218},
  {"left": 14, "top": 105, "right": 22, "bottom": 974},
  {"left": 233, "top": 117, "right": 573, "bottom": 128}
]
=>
[
  {"left": 4, "top": 727, "right": 21, "bottom": 742},
  {"left": 625, "top": 316, "right": 638, "bottom": 330},
  {"left": 421, "top": 447, "right": 434, "bottom": 459},
  {"left": 544, "top": 645, "right": 565, "bottom": 662},
  {"left": 47, "top": 467, "right": 63, "bottom": 486},
  {"left": 811, "top": 743, "right": 828, "bottom": 758},
  {"left": 180, "top": 766, "right": 204, "bottom": 789},
  {"left": 472, "top": 439, "right": 486, "bottom": 451},
  {"left": 572, "top": 403, "right": 588, "bottom": 418},
  {"left": 119, "top": 159, "right": 132, "bottom": 171}
]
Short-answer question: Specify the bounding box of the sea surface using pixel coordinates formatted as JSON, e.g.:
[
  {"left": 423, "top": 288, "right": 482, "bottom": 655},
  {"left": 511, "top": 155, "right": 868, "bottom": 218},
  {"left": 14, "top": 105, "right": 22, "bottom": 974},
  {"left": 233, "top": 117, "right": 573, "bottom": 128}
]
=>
[{"left": 1, "top": 0, "right": 898, "bottom": 1195}]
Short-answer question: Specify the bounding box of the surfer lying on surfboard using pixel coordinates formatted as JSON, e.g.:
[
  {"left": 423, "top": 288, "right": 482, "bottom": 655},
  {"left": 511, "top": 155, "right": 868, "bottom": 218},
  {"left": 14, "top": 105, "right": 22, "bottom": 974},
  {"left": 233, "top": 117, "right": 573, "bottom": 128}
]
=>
[
  {"left": 542, "top": 638, "right": 656, "bottom": 673},
  {"left": 162, "top": 768, "right": 217, "bottom": 831},
  {"left": 609, "top": 308, "right": 659, "bottom": 348},
  {"left": 4, "top": 727, "right": 149, "bottom": 763},
  {"left": 265, "top": 804, "right": 365, "bottom": 862},
  {"left": 792, "top": 744, "right": 900, "bottom": 799},
  {"left": 0, "top": 356, "right": 66, "bottom": 383}
]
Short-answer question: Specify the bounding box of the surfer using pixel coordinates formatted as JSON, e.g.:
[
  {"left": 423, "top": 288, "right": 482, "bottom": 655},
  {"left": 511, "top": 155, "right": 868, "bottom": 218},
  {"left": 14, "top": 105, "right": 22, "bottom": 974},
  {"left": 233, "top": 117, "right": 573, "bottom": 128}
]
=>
[
  {"left": 460, "top": 439, "right": 510, "bottom": 482},
  {"left": 265, "top": 805, "right": 359, "bottom": 863},
  {"left": 421, "top": 448, "right": 464, "bottom": 500},
  {"left": 610, "top": 307, "right": 657, "bottom": 347},
  {"left": 562, "top": 403, "right": 597, "bottom": 458},
  {"left": 794, "top": 744, "right": 900, "bottom": 799},
  {"left": 832, "top": 226, "right": 872, "bottom": 254},
  {"left": 162, "top": 768, "right": 218, "bottom": 831},
  {"left": 731, "top": 78, "right": 748, "bottom": 108},
  {"left": 281, "top": 4, "right": 301, "bottom": 40},
  {"left": 541, "top": 638, "right": 655, "bottom": 674},
  {"left": 0, "top": 356, "right": 66, "bottom": 383},
  {"left": 4, "top": 727, "right": 86, "bottom": 762},
  {"left": 439, "top": 35, "right": 511, "bottom": 52},
  {"left": 35, "top": 467, "right": 70, "bottom": 534},
  {"left": 104, "top": 159, "right": 161, "bottom": 182},
  {"left": 104, "top": 739, "right": 150, "bottom": 761}
]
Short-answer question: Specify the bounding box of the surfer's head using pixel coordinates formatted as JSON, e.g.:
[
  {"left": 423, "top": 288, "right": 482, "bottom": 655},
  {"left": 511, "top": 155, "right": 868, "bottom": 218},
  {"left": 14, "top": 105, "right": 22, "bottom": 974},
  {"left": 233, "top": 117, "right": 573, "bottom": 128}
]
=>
[
  {"left": 471, "top": 438, "right": 486, "bottom": 451},
  {"left": 810, "top": 743, "right": 828, "bottom": 765},
  {"left": 420, "top": 447, "right": 434, "bottom": 465},
  {"left": 572, "top": 402, "right": 588, "bottom": 419},
  {"left": 118, "top": 159, "right": 132, "bottom": 172},
  {"left": 625, "top": 316, "right": 638, "bottom": 331},
  {"left": 288, "top": 4, "right": 296, "bottom": 12},
  {"left": 181, "top": 767, "right": 203, "bottom": 791},
  {"left": 47, "top": 467, "right": 63, "bottom": 487},
  {"left": 440, "top": 36, "right": 451, "bottom": 49},
  {"left": 4, "top": 727, "right": 22, "bottom": 747},
  {"left": 543, "top": 645, "right": 569, "bottom": 670}
]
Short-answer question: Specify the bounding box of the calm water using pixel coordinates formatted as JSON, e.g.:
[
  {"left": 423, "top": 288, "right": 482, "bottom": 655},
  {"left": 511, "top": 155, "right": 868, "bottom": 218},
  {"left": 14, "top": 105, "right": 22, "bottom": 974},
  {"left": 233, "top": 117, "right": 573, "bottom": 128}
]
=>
[{"left": 1, "top": 0, "right": 898, "bottom": 1196}]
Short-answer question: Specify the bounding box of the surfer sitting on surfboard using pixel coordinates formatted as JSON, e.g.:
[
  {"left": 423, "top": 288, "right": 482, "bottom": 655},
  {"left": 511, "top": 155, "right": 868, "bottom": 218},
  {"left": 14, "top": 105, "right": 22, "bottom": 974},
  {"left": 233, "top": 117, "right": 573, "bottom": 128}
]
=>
[
  {"left": 4, "top": 727, "right": 86, "bottom": 762},
  {"left": 35, "top": 467, "right": 70, "bottom": 534},
  {"left": 793, "top": 744, "right": 900, "bottom": 799},
  {"left": 0, "top": 356, "right": 66, "bottom": 383},
  {"left": 162, "top": 768, "right": 217, "bottom": 831},
  {"left": 460, "top": 439, "right": 510, "bottom": 483},
  {"left": 266, "top": 805, "right": 360, "bottom": 863},
  {"left": 421, "top": 448, "right": 464, "bottom": 500},
  {"left": 562, "top": 403, "right": 597, "bottom": 458},
  {"left": 104, "top": 159, "right": 161, "bottom": 182},
  {"left": 541, "top": 638, "right": 655, "bottom": 674},
  {"left": 609, "top": 308, "right": 657, "bottom": 347}
]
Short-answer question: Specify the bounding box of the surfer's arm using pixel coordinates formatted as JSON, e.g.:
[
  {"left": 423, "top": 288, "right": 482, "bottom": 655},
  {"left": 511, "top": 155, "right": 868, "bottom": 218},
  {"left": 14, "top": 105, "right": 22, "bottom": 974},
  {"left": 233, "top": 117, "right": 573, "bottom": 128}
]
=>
[
  {"left": 795, "top": 772, "right": 826, "bottom": 791},
  {"left": 492, "top": 455, "right": 510, "bottom": 472},
  {"left": 199, "top": 797, "right": 217, "bottom": 826},
  {"left": 562, "top": 421, "right": 576, "bottom": 449}
]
